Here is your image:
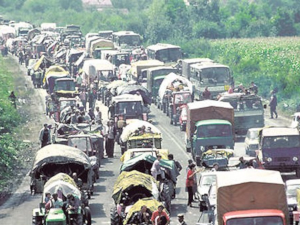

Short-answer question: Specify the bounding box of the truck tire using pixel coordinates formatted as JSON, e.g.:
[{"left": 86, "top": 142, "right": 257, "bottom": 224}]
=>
[
  {"left": 186, "top": 147, "right": 191, "bottom": 153},
  {"left": 83, "top": 207, "right": 92, "bottom": 225},
  {"left": 110, "top": 206, "right": 122, "bottom": 225}
]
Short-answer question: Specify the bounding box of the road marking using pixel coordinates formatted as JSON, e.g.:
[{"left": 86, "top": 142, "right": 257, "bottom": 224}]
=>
[{"left": 156, "top": 123, "right": 190, "bottom": 159}]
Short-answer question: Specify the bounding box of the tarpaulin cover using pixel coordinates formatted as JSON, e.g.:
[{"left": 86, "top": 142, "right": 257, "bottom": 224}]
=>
[
  {"left": 120, "top": 148, "right": 169, "bottom": 163},
  {"left": 112, "top": 170, "right": 159, "bottom": 204},
  {"left": 124, "top": 197, "right": 167, "bottom": 225},
  {"left": 30, "top": 144, "right": 91, "bottom": 175},
  {"left": 216, "top": 169, "right": 289, "bottom": 225},
  {"left": 120, "top": 155, "right": 179, "bottom": 183},
  {"left": 158, "top": 73, "right": 193, "bottom": 103},
  {"left": 43, "top": 173, "right": 81, "bottom": 199},
  {"left": 117, "top": 84, "right": 151, "bottom": 105},
  {"left": 120, "top": 119, "right": 161, "bottom": 142}
]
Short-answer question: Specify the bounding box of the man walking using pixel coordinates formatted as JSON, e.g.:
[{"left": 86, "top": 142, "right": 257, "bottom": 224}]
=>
[
  {"left": 39, "top": 123, "right": 51, "bottom": 148},
  {"left": 269, "top": 90, "right": 278, "bottom": 119},
  {"left": 106, "top": 120, "right": 116, "bottom": 158}
]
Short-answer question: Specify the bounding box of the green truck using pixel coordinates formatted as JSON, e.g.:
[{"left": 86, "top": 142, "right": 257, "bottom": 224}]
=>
[{"left": 185, "top": 100, "right": 235, "bottom": 166}]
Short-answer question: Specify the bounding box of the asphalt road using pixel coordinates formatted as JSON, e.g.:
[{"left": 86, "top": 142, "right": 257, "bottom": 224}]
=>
[{"left": 0, "top": 63, "right": 294, "bottom": 224}]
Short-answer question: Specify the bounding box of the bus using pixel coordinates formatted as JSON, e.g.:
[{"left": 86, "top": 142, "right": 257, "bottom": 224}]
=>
[{"left": 112, "top": 31, "right": 141, "bottom": 50}]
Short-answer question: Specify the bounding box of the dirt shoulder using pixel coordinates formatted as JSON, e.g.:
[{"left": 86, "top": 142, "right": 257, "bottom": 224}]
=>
[{"left": 0, "top": 56, "right": 51, "bottom": 206}]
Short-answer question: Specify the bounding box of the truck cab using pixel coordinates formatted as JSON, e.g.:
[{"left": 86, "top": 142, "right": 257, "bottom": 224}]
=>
[
  {"left": 192, "top": 119, "right": 234, "bottom": 166},
  {"left": 258, "top": 127, "right": 300, "bottom": 177},
  {"left": 219, "top": 93, "right": 265, "bottom": 135}
]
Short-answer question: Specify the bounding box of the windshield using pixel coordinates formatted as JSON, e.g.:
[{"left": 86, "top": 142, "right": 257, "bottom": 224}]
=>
[
  {"left": 152, "top": 69, "right": 177, "bottom": 76},
  {"left": 174, "top": 93, "right": 192, "bottom": 104},
  {"left": 200, "top": 175, "right": 216, "bottom": 186},
  {"left": 60, "top": 100, "right": 76, "bottom": 111},
  {"left": 201, "top": 67, "right": 230, "bottom": 84},
  {"left": 226, "top": 216, "right": 284, "bottom": 225},
  {"left": 68, "top": 137, "right": 92, "bottom": 151},
  {"left": 56, "top": 81, "right": 75, "bottom": 91},
  {"left": 119, "top": 35, "right": 140, "bottom": 46},
  {"left": 262, "top": 136, "right": 300, "bottom": 149},
  {"left": 156, "top": 48, "right": 182, "bottom": 63},
  {"left": 116, "top": 102, "right": 142, "bottom": 115},
  {"left": 154, "top": 78, "right": 164, "bottom": 87},
  {"left": 197, "top": 124, "right": 232, "bottom": 138},
  {"left": 286, "top": 184, "right": 300, "bottom": 198}
]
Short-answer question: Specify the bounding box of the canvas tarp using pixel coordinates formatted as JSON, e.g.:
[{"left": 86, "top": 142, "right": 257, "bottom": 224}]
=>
[
  {"left": 120, "top": 154, "right": 179, "bottom": 183},
  {"left": 112, "top": 170, "right": 159, "bottom": 204},
  {"left": 43, "top": 173, "right": 81, "bottom": 199},
  {"left": 124, "top": 197, "right": 167, "bottom": 225},
  {"left": 30, "top": 144, "right": 91, "bottom": 175},
  {"left": 216, "top": 169, "right": 289, "bottom": 225}
]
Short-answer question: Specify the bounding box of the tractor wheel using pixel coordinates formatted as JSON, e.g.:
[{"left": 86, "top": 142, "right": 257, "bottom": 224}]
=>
[
  {"left": 159, "top": 182, "right": 171, "bottom": 215},
  {"left": 83, "top": 207, "right": 92, "bottom": 225},
  {"left": 110, "top": 206, "right": 122, "bottom": 225}
]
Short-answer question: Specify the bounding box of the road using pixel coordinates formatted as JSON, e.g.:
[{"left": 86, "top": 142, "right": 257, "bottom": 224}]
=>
[{"left": 0, "top": 63, "right": 293, "bottom": 224}]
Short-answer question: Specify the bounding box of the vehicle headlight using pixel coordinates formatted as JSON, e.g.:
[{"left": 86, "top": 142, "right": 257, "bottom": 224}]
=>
[
  {"left": 267, "top": 157, "right": 272, "bottom": 162},
  {"left": 293, "top": 157, "right": 298, "bottom": 162}
]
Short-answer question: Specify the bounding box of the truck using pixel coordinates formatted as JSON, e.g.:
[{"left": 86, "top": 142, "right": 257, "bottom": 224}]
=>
[
  {"left": 112, "top": 31, "right": 141, "bottom": 51},
  {"left": 218, "top": 92, "right": 265, "bottom": 135},
  {"left": 146, "top": 43, "right": 182, "bottom": 64},
  {"left": 258, "top": 127, "right": 300, "bottom": 177},
  {"left": 181, "top": 58, "right": 214, "bottom": 78},
  {"left": 200, "top": 169, "right": 289, "bottom": 225},
  {"left": 128, "top": 60, "right": 164, "bottom": 86},
  {"left": 186, "top": 62, "right": 234, "bottom": 100},
  {"left": 185, "top": 100, "right": 234, "bottom": 166},
  {"left": 145, "top": 66, "right": 178, "bottom": 104}
]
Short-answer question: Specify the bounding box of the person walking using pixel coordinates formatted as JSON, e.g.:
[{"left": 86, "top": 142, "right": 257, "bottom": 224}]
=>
[
  {"left": 151, "top": 154, "right": 165, "bottom": 181},
  {"left": 95, "top": 106, "right": 102, "bottom": 124},
  {"left": 106, "top": 120, "right": 116, "bottom": 158},
  {"left": 269, "top": 90, "right": 278, "bottom": 119},
  {"left": 8, "top": 91, "right": 17, "bottom": 108},
  {"left": 186, "top": 163, "right": 199, "bottom": 207},
  {"left": 79, "top": 89, "right": 87, "bottom": 111},
  {"left": 39, "top": 123, "right": 51, "bottom": 148},
  {"left": 202, "top": 87, "right": 211, "bottom": 100}
]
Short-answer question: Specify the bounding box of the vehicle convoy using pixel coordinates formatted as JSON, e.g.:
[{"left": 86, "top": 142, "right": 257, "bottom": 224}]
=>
[
  {"left": 82, "top": 59, "right": 116, "bottom": 83},
  {"left": 146, "top": 43, "right": 182, "bottom": 64},
  {"left": 128, "top": 59, "right": 164, "bottom": 85},
  {"left": 185, "top": 100, "right": 235, "bottom": 166},
  {"left": 257, "top": 127, "right": 300, "bottom": 177},
  {"left": 157, "top": 73, "right": 193, "bottom": 125},
  {"left": 110, "top": 170, "right": 167, "bottom": 225},
  {"left": 29, "top": 144, "right": 94, "bottom": 197},
  {"left": 200, "top": 169, "right": 289, "bottom": 225},
  {"left": 218, "top": 93, "right": 265, "bottom": 135},
  {"left": 32, "top": 173, "right": 92, "bottom": 225},
  {"left": 185, "top": 61, "right": 234, "bottom": 100},
  {"left": 145, "top": 66, "right": 178, "bottom": 103}
]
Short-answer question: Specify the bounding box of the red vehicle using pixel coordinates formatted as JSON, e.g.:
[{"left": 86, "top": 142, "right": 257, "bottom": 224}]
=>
[
  {"left": 169, "top": 91, "right": 192, "bottom": 126},
  {"left": 179, "top": 104, "right": 188, "bottom": 131}
]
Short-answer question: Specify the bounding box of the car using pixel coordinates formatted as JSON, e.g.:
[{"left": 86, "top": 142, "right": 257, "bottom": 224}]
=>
[
  {"left": 244, "top": 127, "right": 261, "bottom": 156},
  {"left": 196, "top": 172, "right": 217, "bottom": 212},
  {"left": 291, "top": 112, "right": 300, "bottom": 129},
  {"left": 285, "top": 179, "right": 300, "bottom": 224}
]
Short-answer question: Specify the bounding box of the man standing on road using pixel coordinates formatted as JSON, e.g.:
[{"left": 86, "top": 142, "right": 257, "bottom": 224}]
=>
[
  {"left": 202, "top": 87, "right": 211, "bottom": 100},
  {"left": 39, "top": 123, "right": 51, "bottom": 148},
  {"left": 95, "top": 106, "right": 102, "bottom": 124},
  {"left": 106, "top": 120, "right": 116, "bottom": 158},
  {"left": 269, "top": 90, "right": 278, "bottom": 119}
]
